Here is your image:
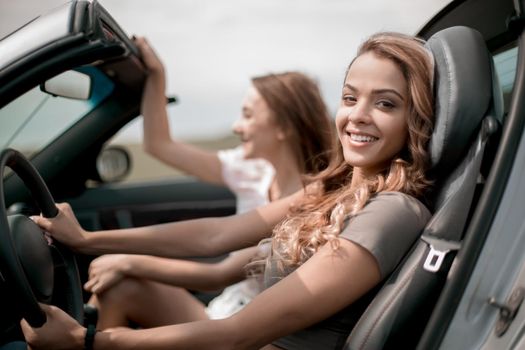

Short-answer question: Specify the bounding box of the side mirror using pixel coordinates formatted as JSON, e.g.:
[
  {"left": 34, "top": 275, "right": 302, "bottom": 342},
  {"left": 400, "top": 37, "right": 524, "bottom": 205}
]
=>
[
  {"left": 40, "top": 70, "right": 92, "bottom": 100},
  {"left": 96, "top": 146, "right": 131, "bottom": 183}
]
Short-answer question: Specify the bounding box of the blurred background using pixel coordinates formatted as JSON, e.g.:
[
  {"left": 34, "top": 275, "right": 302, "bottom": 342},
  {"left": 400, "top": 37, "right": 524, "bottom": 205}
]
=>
[
  {"left": 101, "top": 0, "right": 451, "bottom": 139},
  {"left": 98, "top": 0, "right": 451, "bottom": 181},
  {"left": 1, "top": 0, "right": 453, "bottom": 181}
]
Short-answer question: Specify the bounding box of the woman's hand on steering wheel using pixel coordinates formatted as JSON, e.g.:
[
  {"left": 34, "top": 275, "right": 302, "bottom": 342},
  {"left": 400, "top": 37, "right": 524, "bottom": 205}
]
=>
[
  {"left": 21, "top": 304, "right": 86, "bottom": 350},
  {"left": 31, "top": 203, "right": 88, "bottom": 252}
]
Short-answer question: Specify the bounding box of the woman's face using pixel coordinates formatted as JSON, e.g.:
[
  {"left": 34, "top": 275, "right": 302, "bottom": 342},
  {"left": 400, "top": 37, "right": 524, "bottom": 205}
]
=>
[
  {"left": 232, "top": 85, "right": 285, "bottom": 160},
  {"left": 335, "top": 52, "right": 409, "bottom": 176}
]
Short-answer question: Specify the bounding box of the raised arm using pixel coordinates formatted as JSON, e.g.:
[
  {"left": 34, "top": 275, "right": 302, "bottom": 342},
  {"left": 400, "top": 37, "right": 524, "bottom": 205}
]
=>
[
  {"left": 32, "top": 190, "right": 302, "bottom": 258},
  {"left": 84, "top": 247, "right": 259, "bottom": 294},
  {"left": 137, "top": 37, "right": 224, "bottom": 185}
]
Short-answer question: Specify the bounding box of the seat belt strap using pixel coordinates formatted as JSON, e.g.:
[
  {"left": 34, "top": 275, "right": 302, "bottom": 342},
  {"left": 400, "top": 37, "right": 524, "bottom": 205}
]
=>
[{"left": 420, "top": 116, "right": 498, "bottom": 273}]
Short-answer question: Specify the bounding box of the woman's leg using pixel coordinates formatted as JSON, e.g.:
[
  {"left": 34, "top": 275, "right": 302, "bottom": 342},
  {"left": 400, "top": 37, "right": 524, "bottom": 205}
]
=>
[{"left": 89, "top": 277, "right": 209, "bottom": 329}]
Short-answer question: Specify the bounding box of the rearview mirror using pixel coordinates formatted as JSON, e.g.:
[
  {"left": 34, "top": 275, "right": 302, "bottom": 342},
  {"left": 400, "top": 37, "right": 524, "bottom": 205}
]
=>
[{"left": 40, "top": 70, "right": 92, "bottom": 100}]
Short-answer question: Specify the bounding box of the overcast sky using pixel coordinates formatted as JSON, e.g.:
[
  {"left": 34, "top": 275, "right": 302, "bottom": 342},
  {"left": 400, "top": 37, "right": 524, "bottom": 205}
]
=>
[{"left": 100, "top": 0, "right": 452, "bottom": 142}]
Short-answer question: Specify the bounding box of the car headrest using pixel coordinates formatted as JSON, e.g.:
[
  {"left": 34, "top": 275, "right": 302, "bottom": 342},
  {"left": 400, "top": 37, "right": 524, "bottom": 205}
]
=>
[{"left": 426, "top": 26, "right": 502, "bottom": 175}]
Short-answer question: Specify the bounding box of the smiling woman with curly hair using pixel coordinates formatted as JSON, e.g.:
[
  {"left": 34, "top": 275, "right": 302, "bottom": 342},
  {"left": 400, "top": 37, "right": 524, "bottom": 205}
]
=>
[{"left": 25, "top": 31, "right": 435, "bottom": 350}]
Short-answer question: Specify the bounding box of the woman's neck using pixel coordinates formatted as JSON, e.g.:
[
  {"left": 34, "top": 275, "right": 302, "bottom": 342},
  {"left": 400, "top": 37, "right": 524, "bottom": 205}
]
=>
[
  {"left": 350, "top": 167, "right": 369, "bottom": 191},
  {"left": 266, "top": 149, "right": 303, "bottom": 201},
  {"left": 351, "top": 165, "right": 389, "bottom": 191}
]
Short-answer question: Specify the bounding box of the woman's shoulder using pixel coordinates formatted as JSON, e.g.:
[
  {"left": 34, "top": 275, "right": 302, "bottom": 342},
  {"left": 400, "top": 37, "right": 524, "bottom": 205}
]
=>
[
  {"left": 217, "top": 147, "right": 276, "bottom": 212},
  {"left": 344, "top": 191, "right": 430, "bottom": 234},
  {"left": 218, "top": 147, "right": 275, "bottom": 186},
  {"left": 218, "top": 146, "right": 275, "bottom": 180},
  {"left": 369, "top": 191, "right": 431, "bottom": 221},
  {"left": 340, "top": 191, "right": 432, "bottom": 277}
]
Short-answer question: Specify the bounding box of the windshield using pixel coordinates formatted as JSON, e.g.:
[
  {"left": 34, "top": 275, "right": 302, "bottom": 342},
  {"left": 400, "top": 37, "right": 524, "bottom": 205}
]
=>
[{"left": 0, "top": 66, "right": 114, "bottom": 159}]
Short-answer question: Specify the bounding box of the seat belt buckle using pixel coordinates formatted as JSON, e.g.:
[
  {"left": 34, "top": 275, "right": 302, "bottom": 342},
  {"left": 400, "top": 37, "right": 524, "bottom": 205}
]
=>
[
  {"left": 423, "top": 245, "right": 450, "bottom": 272},
  {"left": 420, "top": 235, "right": 462, "bottom": 273}
]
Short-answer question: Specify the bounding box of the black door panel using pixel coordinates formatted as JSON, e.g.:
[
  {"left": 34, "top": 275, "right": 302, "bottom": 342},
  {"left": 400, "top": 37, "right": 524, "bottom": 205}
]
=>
[{"left": 62, "top": 178, "right": 236, "bottom": 231}]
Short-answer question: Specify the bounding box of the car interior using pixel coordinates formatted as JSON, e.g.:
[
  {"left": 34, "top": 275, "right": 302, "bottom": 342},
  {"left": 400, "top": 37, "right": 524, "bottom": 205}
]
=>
[
  {"left": 1, "top": 0, "right": 524, "bottom": 348},
  {"left": 0, "top": 24, "right": 504, "bottom": 349}
]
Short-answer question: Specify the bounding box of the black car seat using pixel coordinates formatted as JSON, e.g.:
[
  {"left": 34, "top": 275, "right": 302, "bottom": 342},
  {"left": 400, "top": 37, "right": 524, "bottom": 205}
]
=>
[{"left": 344, "top": 26, "right": 504, "bottom": 349}]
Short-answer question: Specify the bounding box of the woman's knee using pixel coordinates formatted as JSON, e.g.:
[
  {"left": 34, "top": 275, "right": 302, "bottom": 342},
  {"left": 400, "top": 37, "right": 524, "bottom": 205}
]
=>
[{"left": 97, "top": 277, "right": 147, "bottom": 304}]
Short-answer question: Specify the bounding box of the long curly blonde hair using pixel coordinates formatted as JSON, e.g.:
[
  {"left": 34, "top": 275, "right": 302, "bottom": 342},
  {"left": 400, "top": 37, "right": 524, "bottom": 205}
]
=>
[{"left": 252, "top": 32, "right": 435, "bottom": 274}]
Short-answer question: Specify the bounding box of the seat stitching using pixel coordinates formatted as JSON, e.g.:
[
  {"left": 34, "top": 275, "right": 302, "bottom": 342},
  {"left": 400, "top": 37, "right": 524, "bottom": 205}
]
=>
[{"left": 358, "top": 262, "right": 420, "bottom": 350}]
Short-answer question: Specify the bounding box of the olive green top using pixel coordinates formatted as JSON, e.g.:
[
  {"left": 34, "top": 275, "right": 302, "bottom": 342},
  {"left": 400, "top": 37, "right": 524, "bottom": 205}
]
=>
[{"left": 264, "top": 192, "right": 431, "bottom": 350}]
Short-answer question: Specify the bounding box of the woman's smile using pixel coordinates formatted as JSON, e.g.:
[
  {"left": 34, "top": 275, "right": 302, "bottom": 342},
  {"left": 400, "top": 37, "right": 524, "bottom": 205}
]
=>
[
  {"left": 336, "top": 52, "right": 409, "bottom": 175},
  {"left": 347, "top": 130, "right": 380, "bottom": 144}
]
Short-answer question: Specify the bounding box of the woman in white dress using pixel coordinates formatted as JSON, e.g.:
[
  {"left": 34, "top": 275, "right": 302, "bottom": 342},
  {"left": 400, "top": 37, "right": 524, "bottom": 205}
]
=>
[{"left": 80, "top": 37, "right": 335, "bottom": 328}]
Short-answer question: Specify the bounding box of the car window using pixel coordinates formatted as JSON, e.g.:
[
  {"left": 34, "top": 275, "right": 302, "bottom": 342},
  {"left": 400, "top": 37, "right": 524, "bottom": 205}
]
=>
[
  {"left": 493, "top": 44, "right": 518, "bottom": 109},
  {"left": 106, "top": 119, "right": 238, "bottom": 183},
  {"left": 0, "top": 67, "right": 114, "bottom": 160}
]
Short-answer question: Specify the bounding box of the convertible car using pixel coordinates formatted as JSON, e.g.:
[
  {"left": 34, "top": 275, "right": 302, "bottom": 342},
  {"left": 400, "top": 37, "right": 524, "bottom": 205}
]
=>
[{"left": 0, "top": 0, "right": 524, "bottom": 348}]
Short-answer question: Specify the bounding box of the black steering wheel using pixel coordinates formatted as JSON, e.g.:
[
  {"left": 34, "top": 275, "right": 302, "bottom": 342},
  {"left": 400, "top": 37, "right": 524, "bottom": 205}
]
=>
[{"left": 0, "top": 148, "right": 83, "bottom": 327}]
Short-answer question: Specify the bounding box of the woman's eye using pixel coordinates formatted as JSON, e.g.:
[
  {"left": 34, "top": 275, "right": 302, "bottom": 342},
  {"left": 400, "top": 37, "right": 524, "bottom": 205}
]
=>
[
  {"left": 342, "top": 95, "right": 356, "bottom": 104},
  {"left": 377, "top": 100, "right": 395, "bottom": 109}
]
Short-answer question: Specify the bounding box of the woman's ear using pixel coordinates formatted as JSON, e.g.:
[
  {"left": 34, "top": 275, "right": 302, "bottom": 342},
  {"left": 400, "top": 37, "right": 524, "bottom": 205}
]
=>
[
  {"left": 276, "top": 125, "right": 292, "bottom": 141},
  {"left": 277, "top": 129, "right": 287, "bottom": 141}
]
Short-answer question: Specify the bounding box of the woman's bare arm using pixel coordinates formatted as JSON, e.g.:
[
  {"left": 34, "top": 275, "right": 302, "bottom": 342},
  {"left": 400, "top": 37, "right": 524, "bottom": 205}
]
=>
[
  {"left": 108, "top": 239, "right": 380, "bottom": 349},
  {"left": 126, "top": 247, "right": 258, "bottom": 291},
  {"left": 85, "top": 247, "right": 259, "bottom": 294},
  {"left": 137, "top": 37, "right": 224, "bottom": 185},
  {"left": 22, "top": 238, "right": 380, "bottom": 349},
  {"left": 32, "top": 190, "right": 302, "bottom": 258}
]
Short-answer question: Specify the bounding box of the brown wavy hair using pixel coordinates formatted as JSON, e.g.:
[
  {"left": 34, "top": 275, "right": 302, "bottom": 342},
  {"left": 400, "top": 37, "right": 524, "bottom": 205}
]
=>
[
  {"left": 256, "top": 32, "right": 435, "bottom": 272},
  {"left": 252, "top": 72, "right": 335, "bottom": 175}
]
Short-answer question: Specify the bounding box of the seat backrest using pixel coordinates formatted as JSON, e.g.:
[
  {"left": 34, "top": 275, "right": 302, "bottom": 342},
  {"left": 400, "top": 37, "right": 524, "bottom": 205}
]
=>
[{"left": 344, "top": 26, "right": 504, "bottom": 350}]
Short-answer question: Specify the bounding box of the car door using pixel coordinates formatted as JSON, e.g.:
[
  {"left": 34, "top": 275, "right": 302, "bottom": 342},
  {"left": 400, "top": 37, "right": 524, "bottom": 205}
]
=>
[
  {"left": 65, "top": 177, "right": 235, "bottom": 232},
  {"left": 1, "top": 0, "right": 236, "bottom": 233}
]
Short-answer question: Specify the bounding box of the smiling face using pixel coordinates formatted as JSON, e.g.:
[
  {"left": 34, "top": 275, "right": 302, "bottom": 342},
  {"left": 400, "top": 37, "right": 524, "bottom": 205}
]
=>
[
  {"left": 336, "top": 52, "right": 409, "bottom": 178},
  {"left": 232, "top": 85, "right": 285, "bottom": 160}
]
